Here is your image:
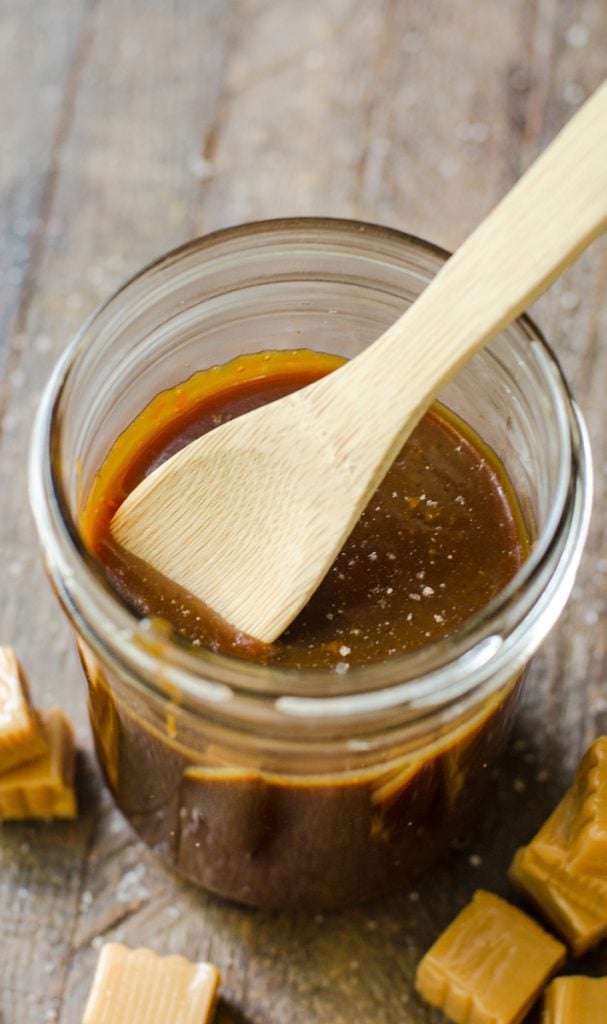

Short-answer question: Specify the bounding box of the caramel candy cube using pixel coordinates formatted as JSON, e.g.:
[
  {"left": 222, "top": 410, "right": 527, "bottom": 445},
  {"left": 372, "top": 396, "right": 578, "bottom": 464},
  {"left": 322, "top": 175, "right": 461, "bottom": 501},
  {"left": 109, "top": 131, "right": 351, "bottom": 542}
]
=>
[
  {"left": 415, "top": 890, "right": 565, "bottom": 1024},
  {"left": 509, "top": 738, "right": 607, "bottom": 955},
  {"left": 510, "top": 843, "right": 607, "bottom": 957},
  {"left": 544, "top": 976, "right": 607, "bottom": 1023},
  {"left": 83, "top": 943, "right": 220, "bottom": 1024},
  {"left": 566, "top": 738, "right": 607, "bottom": 876},
  {"left": 0, "top": 646, "right": 47, "bottom": 772},
  {"left": 0, "top": 709, "right": 76, "bottom": 819}
]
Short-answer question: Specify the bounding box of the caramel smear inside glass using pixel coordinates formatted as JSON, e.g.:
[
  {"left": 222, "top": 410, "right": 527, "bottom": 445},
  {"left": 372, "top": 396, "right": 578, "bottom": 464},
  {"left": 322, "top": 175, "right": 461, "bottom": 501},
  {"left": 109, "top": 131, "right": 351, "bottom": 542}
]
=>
[
  {"left": 415, "top": 889, "right": 565, "bottom": 1024},
  {"left": 82, "top": 943, "right": 220, "bottom": 1024},
  {"left": 510, "top": 736, "right": 607, "bottom": 955}
]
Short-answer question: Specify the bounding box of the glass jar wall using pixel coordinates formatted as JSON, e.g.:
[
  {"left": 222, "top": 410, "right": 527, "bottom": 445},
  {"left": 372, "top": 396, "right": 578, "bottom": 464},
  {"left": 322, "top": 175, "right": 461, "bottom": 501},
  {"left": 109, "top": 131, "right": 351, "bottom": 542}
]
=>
[{"left": 30, "top": 220, "right": 591, "bottom": 909}]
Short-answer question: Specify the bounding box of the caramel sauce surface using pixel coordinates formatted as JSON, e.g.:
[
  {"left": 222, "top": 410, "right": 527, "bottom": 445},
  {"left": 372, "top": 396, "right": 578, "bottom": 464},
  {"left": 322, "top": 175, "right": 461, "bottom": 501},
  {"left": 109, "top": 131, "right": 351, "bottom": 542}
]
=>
[{"left": 83, "top": 350, "right": 527, "bottom": 668}]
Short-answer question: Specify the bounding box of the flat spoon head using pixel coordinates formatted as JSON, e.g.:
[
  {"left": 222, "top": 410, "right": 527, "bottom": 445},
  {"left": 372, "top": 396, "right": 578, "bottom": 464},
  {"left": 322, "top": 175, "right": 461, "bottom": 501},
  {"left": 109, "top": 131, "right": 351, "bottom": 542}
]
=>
[
  {"left": 112, "top": 79, "right": 607, "bottom": 642},
  {"left": 111, "top": 386, "right": 366, "bottom": 641}
]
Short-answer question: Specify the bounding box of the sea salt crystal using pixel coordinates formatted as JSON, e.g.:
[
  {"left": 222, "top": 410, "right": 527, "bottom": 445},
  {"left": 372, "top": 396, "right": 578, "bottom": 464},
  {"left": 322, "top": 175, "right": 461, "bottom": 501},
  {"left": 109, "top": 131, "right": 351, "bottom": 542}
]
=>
[
  {"left": 402, "top": 31, "right": 422, "bottom": 53},
  {"left": 439, "top": 156, "right": 459, "bottom": 180},
  {"left": 559, "top": 290, "right": 579, "bottom": 311},
  {"left": 115, "top": 863, "right": 149, "bottom": 905},
  {"left": 34, "top": 333, "right": 52, "bottom": 353},
  {"left": 563, "top": 80, "right": 585, "bottom": 106},
  {"left": 566, "top": 23, "right": 589, "bottom": 48},
  {"left": 190, "top": 155, "right": 215, "bottom": 180},
  {"left": 469, "top": 121, "right": 490, "bottom": 143}
]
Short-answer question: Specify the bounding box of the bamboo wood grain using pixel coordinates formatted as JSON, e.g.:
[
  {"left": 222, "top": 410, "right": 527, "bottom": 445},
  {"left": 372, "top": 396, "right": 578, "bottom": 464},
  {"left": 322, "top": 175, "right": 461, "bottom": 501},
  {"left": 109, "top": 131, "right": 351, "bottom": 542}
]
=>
[{"left": 112, "top": 78, "right": 607, "bottom": 642}]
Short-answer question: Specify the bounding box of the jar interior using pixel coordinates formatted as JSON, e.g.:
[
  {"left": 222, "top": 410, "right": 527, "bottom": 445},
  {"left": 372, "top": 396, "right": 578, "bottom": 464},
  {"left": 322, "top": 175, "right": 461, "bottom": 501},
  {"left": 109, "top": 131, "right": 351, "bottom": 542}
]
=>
[{"left": 57, "top": 226, "right": 565, "bottom": 588}]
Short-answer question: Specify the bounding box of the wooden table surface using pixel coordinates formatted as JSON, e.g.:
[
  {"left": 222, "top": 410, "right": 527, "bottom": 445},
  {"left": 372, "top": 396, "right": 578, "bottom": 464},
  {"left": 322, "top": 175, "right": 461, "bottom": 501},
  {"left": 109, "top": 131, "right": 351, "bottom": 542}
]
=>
[{"left": 1, "top": 2, "right": 606, "bottom": 1021}]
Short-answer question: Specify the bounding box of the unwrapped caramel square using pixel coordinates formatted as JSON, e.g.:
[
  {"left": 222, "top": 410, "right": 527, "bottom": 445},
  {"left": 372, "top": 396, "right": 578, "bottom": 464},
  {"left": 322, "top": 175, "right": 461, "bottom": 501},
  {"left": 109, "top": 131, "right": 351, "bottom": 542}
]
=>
[
  {"left": 567, "top": 738, "right": 607, "bottom": 876},
  {"left": 0, "top": 708, "right": 76, "bottom": 819},
  {"left": 415, "top": 890, "right": 565, "bottom": 1024},
  {"left": 509, "top": 737, "right": 607, "bottom": 955},
  {"left": 543, "top": 976, "right": 607, "bottom": 1023},
  {"left": 510, "top": 843, "right": 607, "bottom": 957},
  {"left": 0, "top": 646, "right": 47, "bottom": 772},
  {"left": 83, "top": 943, "right": 220, "bottom": 1024}
]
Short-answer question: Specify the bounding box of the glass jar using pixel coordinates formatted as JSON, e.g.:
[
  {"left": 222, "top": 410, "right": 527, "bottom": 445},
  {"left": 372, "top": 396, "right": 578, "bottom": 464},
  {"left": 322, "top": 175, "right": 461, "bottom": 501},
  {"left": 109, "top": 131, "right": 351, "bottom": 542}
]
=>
[{"left": 30, "top": 219, "right": 591, "bottom": 910}]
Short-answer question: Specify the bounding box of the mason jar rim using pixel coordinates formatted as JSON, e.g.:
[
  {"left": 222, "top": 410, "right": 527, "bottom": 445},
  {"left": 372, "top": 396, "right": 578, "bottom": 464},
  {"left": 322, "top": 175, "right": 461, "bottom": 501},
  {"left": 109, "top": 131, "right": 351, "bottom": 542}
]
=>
[{"left": 29, "top": 217, "right": 592, "bottom": 722}]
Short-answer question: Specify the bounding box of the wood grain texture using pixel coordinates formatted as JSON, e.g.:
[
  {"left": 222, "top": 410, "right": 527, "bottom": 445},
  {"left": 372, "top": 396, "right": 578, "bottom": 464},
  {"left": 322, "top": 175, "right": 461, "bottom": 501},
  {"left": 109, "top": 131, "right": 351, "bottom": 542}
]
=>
[
  {"left": 0, "top": 0, "right": 91, "bottom": 383},
  {"left": 1, "top": 1, "right": 606, "bottom": 1022}
]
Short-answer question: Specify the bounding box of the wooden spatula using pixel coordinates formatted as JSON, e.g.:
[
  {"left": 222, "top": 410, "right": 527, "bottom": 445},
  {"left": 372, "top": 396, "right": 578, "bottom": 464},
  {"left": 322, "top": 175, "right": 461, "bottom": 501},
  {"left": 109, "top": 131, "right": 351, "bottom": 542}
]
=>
[{"left": 111, "top": 80, "right": 607, "bottom": 643}]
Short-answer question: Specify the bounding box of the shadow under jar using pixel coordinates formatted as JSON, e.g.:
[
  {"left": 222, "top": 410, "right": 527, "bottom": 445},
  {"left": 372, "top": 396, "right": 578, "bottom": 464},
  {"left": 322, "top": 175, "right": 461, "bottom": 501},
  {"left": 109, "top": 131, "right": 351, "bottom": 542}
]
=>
[{"left": 30, "top": 219, "right": 591, "bottom": 910}]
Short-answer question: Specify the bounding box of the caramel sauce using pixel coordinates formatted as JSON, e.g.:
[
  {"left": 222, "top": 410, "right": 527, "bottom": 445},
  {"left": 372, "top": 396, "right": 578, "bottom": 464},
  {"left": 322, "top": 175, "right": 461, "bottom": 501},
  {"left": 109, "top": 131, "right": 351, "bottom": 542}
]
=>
[
  {"left": 79, "top": 349, "right": 532, "bottom": 907},
  {"left": 82, "top": 349, "right": 527, "bottom": 667}
]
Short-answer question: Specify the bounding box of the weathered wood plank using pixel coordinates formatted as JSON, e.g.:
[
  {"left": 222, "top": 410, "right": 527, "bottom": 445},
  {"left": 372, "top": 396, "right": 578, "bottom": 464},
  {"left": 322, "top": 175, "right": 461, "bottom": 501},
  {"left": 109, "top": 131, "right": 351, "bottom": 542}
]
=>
[
  {"left": 1, "top": 1, "right": 607, "bottom": 1022},
  {"left": 0, "top": 6, "right": 98, "bottom": 1024},
  {"left": 189, "top": 0, "right": 544, "bottom": 247},
  {"left": 0, "top": 0, "right": 93, "bottom": 413},
  {"left": 521, "top": 0, "right": 607, "bottom": 796},
  {"left": 0, "top": 1, "right": 235, "bottom": 1021}
]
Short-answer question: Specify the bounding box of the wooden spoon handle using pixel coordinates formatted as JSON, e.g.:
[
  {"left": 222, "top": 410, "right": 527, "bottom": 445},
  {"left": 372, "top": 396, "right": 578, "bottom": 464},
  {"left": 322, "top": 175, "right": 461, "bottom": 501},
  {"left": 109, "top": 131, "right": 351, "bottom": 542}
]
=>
[{"left": 311, "top": 78, "right": 607, "bottom": 483}]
